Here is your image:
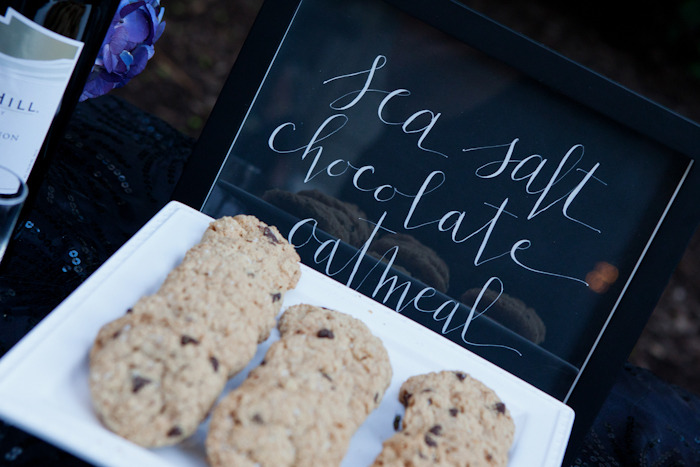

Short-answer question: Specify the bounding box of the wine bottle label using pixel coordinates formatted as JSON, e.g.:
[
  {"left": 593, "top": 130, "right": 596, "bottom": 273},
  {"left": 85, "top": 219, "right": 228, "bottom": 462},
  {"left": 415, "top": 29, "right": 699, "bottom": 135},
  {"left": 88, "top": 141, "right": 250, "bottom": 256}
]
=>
[{"left": 0, "top": 7, "right": 84, "bottom": 182}]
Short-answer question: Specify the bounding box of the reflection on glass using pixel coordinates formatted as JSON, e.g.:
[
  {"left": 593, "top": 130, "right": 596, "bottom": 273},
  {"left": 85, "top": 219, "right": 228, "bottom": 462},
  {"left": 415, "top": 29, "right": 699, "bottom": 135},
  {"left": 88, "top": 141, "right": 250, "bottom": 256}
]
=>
[
  {"left": 369, "top": 233, "right": 450, "bottom": 293},
  {"left": 460, "top": 288, "right": 546, "bottom": 344},
  {"left": 262, "top": 188, "right": 372, "bottom": 248},
  {"left": 586, "top": 262, "right": 619, "bottom": 294}
]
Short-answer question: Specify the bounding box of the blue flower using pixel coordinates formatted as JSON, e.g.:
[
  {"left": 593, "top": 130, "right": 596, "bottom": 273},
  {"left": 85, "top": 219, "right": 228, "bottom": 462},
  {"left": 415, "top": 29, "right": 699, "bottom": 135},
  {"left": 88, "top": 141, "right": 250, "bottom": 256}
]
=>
[{"left": 80, "top": 0, "right": 165, "bottom": 101}]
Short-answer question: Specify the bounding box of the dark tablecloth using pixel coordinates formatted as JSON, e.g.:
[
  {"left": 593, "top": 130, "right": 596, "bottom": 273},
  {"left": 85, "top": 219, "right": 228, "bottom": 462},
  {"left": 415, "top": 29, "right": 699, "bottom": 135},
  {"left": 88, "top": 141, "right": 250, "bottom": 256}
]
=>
[{"left": 0, "top": 95, "right": 698, "bottom": 466}]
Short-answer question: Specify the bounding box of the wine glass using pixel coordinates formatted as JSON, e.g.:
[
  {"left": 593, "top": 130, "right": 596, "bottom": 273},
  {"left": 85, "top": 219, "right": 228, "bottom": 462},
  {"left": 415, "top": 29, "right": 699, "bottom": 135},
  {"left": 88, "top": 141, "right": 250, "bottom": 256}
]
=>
[{"left": 0, "top": 166, "right": 28, "bottom": 264}]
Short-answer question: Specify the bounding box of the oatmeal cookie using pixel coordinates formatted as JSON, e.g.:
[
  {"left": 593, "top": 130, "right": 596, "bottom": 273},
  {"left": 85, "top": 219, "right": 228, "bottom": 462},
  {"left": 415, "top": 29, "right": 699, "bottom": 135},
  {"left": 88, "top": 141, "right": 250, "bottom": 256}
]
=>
[
  {"left": 206, "top": 304, "right": 392, "bottom": 467},
  {"left": 372, "top": 370, "right": 515, "bottom": 467},
  {"left": 200, "top": 214, "right": 301, "bottom": 291},
  {"left": 89, "top": 215, "right": 301, "bottom": 447},
  {"left": 89, "top": 308, "right": 227, "bottom": 447}
]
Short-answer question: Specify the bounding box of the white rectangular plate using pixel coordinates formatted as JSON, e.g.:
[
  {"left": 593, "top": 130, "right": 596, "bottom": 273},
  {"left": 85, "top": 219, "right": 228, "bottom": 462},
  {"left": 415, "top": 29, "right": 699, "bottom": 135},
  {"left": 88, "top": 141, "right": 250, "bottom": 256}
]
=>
[{"left": 0, "top": 201, "right": 574, "bottom": 467}]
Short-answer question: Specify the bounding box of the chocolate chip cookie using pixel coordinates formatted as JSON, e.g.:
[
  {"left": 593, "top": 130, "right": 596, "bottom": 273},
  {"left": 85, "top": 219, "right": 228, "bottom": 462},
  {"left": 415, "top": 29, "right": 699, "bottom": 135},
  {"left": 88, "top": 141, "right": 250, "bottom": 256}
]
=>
[
  {"left": 372, "top": 370, "right": 515, "bottom": 467},
  {"left": 206, "top": 304, "right": 393, "bottom": 467}
]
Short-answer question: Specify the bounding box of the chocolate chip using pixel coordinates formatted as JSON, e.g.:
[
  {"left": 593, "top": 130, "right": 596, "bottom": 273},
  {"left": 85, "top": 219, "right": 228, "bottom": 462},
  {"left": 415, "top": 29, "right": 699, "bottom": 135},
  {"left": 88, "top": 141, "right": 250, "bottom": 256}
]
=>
[
  {"left": 486, "top": 453, "right": 493, "bottom": 461},
  {"left": 252, "top": 413, "right": 264, "bottom": 424},
  {"left": 131, "top": 375, "right": 151, "bottom": 393},
  {"left": 393, "top": 415, "right": 402, "bottom": 431},
  {"left": 449, "top": 408, "right": 459, "bottom": 417},
  {"left": 317, "top": 328, "right": 334, "bottom": 339},
  {"left": 374, "top": 392, "right": 379, "bottom": 403},
  {"left": 210, "top": 356, "right": 219, "bottom": 372},
  {"left": 181, "top": 335, "right": 199, "bottom": 346},
  {"left": 167, "top": 426, "right": 182, "bottom": 437},
  {"left": 401, "top": 391, "right": 412, "bottom": 405},
  {"left": 494, "top": 402, "right": 506, "bottom": 414},
  {"left": 263, "top": 227, "right": 280, "bottom": 244},
  {"left": 455, "top": 371, "right": 467, "bottom": 381},
  {"left": 111, "top": 330, "right": 121, "bottom": 339},
  {"left": 271, "top": 292, "right": 282, "bottom": 302},
  {"left": 125, "top": 308, "right": 133, "bottom": 314},
  {"left": 429, "top": 425, "right": 442, "bottom": 436},
  {"left": 427, "top": 398, "right": 433, "bottom": 405},
  {"left": 321, "top": 371, "right": 333, "bottom": 381},
  {"left": 424, "top": 434, "right": 437, "bottom": 447}
]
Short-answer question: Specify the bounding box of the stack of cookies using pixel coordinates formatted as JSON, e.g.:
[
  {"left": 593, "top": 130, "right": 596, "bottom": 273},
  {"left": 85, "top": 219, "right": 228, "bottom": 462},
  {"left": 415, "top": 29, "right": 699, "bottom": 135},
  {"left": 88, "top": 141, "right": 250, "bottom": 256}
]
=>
[
  {"left": 206, "top": 304, "right": 393, "bottom": 466},
  {"left": 372, "top": 370, "right": 515, "bottom": 466},
  {"left": 88, "top": 215, "right": 301, "bottom": 447},
  {"left": 369, "top": 233, "right": 451, "bottom": 293},
  {"left": 461, "top": 288, "right": 546, "bottom": 345},
  {"left": 262, "top": 188, "right": 372, "bottom": 247}
]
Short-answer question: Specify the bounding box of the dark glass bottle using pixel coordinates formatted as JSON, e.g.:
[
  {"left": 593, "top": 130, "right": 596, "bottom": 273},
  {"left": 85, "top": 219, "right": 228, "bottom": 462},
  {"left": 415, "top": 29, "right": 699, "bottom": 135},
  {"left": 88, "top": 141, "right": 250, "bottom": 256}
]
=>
[{"left": 0, "top": 0, "right": 120, "bottom": 189}]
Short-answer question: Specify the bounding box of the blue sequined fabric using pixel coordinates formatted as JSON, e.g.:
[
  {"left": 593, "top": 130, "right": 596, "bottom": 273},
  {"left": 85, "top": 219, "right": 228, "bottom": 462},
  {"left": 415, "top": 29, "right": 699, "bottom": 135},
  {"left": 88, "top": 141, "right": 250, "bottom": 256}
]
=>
[
  {"left": 0, "top": 95, "right": 192, "bottom": 465},
  {"left": 0, "top": 96, "right": 698, "bottom": 466},
  {"left": 0, "top": 95, "right": 192, "bottom": 348}
]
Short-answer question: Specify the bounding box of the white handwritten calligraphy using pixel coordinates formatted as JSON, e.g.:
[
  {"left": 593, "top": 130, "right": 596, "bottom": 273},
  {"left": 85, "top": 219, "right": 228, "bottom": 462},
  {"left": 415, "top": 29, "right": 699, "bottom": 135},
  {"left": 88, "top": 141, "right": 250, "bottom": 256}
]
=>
[{"left": 268, "top": 54, "right": 608, "bottom": 354}]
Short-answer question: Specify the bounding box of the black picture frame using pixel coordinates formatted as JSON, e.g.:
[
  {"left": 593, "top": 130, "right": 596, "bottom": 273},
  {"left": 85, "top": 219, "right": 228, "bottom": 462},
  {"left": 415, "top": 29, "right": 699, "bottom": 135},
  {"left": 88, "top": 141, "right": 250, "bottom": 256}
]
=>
[{"left": 172, "top": 0, "right": 700, "bottom": 460}]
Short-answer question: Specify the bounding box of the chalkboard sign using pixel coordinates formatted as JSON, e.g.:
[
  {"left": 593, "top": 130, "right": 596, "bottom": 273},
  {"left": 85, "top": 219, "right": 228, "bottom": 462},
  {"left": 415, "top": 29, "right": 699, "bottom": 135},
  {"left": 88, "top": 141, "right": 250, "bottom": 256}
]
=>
[{"left": 173, "top": 0, "right": 700, "bottom": 458}]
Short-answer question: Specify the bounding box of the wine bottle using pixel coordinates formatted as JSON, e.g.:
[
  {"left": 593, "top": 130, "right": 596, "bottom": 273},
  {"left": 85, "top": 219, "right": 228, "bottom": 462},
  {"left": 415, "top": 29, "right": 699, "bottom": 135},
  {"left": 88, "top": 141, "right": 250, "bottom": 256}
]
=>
[{"left": 0, "top": 0, "right": 120, "bottom": 186}]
